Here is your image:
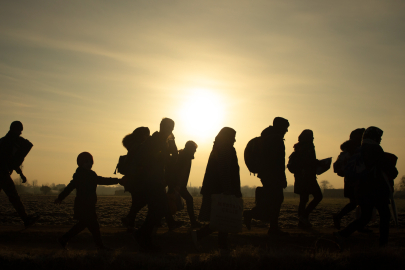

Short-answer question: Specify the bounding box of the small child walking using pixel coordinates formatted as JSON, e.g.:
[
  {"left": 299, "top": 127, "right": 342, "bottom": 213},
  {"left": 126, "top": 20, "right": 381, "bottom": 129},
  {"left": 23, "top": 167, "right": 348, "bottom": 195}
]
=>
[{"left": 55, "top": 152, "right": 122, "bottom": 250}]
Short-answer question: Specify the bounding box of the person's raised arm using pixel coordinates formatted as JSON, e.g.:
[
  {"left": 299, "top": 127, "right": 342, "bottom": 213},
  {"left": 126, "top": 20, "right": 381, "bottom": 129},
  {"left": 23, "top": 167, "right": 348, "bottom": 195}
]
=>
[{"left": 96, "top": 176, "right": 120, "bottom": 186}]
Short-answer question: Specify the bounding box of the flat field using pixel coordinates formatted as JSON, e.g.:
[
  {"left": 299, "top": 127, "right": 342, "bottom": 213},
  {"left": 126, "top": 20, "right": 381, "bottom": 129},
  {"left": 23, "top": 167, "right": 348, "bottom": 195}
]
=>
[{"left": 0, "top": 195, "right": 405, "bottom": 270}]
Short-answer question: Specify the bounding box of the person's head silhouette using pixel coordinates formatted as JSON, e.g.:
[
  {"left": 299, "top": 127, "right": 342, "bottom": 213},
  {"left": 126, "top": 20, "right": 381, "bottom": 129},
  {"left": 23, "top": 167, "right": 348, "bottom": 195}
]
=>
[
  {"left": 160, "top": 118, "right": 175, "bottom": 139},
  {"left": 363, "top": 126, "right": 383, "bottom": 145},
  {"left": 273, "top": 117, "right": 289, "bottom": 136},
  {"left": 184, "top": 140, "right": 198, "bottom": 159},
  {"left": 9, "top": 121, "right": 23, "bottom": 136}
]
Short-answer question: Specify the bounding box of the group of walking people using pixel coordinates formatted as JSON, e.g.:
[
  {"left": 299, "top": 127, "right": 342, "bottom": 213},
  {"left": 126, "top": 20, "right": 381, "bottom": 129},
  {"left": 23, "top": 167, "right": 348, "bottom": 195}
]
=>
[{"left": 0, "top": 117, "right": 399, "bottom": 252}]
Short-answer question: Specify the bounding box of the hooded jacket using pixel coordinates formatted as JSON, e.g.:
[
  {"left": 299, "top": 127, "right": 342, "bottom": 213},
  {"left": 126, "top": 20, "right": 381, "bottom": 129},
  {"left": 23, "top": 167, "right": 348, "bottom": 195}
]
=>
[{"left": 200, "top": 144, "right": 242, "bottom": 197}]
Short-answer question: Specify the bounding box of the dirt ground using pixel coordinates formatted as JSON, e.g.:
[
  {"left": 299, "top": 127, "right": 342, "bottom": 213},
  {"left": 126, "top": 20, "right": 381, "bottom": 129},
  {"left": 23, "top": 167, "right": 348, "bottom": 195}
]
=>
[
  {"left": 1, "top": 195, "right": 404, "bottom": 228},
  {"left": 1, "top": 195, "right": 405, "bottom": 269}
]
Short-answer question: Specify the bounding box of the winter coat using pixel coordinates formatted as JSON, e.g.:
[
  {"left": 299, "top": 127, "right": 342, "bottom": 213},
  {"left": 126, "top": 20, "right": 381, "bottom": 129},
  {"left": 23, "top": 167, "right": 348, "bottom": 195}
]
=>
[
  {"left": 356, "top": 140, "right": 398, "bottom": 205},
  {"left": 0, "top": 132, "right": 22, "bottom": 173},
  {"left": 131, "top": 131, "right": 176, "bottom": 186},
  {"left": 167, "top": 150, "right": 192, "bottom": 189},
  {"left": 200, "top": 145, "right": 242, "bottom": 198},
  {"left": 333, "top": 139, "right": 360, "bottom": 198},
  {"left": 58, "top": 167, "right": 119, "bottom": 221},
  {"left": 257, "top": 126, "right": 287, "bottom": 188},
  {"left": 292, "top": 142, "right": 319, "bottom": 195}
]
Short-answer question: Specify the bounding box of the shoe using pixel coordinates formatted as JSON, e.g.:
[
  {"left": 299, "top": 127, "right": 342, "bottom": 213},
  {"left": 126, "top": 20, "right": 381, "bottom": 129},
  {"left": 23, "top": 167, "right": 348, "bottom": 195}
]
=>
[
  {"left": 243, "top": 210, "right": 252, "bottom": 230},
  {"left": 267, "top": 228, "right": 289, "bottom": 237},
  {"left": 357, "top": 228, "right": 373, "bottom": 233},
  {"left": 24, "top": 215, "right": 40, "bottom": 228},
  {"left": 333, "top": 214, "right": 341, "bottom": 230},
  {"left": 299, "top": 217, "right": 312, "bottom": 228},
  {"left": 190, "top": 221, "right": 202, "bottom": 229},
  {"left": 58, "top": 237, "right": 68, "bottom": 250},
  {"left": 168, "top": 220, "right": 184, "bottom": 231},
  {"left": 191, "top": 230, "right": 202, "bottom": 251}
]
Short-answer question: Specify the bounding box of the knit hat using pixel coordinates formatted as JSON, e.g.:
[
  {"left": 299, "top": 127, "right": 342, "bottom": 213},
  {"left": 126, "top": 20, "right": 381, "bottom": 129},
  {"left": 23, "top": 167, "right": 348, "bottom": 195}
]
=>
[
  {"left": 77, "top": 152, "right": 93, "bottom": 167},
  {"left": 273, "top": 117, "right": 290, "bottom": 129}
]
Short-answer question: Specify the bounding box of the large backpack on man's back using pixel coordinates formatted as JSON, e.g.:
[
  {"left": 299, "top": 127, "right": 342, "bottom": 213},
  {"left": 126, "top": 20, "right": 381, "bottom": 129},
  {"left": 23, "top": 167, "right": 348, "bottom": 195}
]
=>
[
  {"left": 244, "top": 137, "right": 264, "bottom": 175},
  {"left": 344, "top": 149, "right": 368, "bottom": 184}
]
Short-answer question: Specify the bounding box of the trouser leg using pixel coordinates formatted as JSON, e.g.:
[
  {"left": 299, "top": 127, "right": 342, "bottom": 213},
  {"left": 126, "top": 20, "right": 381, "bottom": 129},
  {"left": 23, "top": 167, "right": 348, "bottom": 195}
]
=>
[
  {"left": 339, "top": 204, "right": 373, "bottom": 237},
  {"left": 180, "top": 187, "right": 196, "bottom": 223},
  {"left": 302, "top": 185, "right": 323, "bottom": 219},
  {"left": 86, "top": 219, "right": 103, "bottom": 247},
  {"left": 268, "top": 187, "right": 284, "bottom": 230},
  {"left": 376, "top": 204, "right": 390, "bottom": 245},
  {"left": 298, "top": 194, "right": 309, "bottom": 217},
  {"left": 127, "top": 192, "right": 147, "bottom": 227},
  {"left": 61, "top": 221, "right": 87, "bottom": 242},
  {"left": 138, "top": 184, "right": 167, "bottom": 244},
  {"left": 336, "top": 198, "right": 357, "bottom": 220},
  {"left": 0, "top": 173, "right": 28, "bottom": 221}
]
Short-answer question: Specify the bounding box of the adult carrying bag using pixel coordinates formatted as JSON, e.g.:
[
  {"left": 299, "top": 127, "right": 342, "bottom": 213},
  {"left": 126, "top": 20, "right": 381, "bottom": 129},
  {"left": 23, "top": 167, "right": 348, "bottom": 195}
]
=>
[{"left": 209, "top": 194, "right": 243, "bottom": 233}]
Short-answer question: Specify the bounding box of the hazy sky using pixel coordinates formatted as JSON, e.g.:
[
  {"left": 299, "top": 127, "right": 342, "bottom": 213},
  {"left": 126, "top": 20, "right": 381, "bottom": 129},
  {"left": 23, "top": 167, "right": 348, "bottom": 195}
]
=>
[{"left": 1, "top": 0, "right": 404, "bottom": 189}]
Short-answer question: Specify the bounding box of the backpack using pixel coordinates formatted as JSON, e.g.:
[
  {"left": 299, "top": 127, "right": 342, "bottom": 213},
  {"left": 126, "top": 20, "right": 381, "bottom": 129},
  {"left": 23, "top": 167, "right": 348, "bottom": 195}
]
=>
[
  {"left": 333, "top": 152, "right": 350, "bottom": 177},
  {"left": 113, "top": 155, "right": 130, "bottom": 175},
  {"left": 287, "top": 151, "right": 299, "bottom": 174},
  {"left": 344, "top": 149, "right": 368, "bottom": 184},
  {"left": 244, "top": 137, "right": 263, "bottom": 175}
]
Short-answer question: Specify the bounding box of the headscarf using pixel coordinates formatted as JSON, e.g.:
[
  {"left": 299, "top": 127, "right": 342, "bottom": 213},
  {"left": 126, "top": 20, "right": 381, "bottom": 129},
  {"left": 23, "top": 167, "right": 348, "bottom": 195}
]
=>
[
  {"left": 294, "top": 129, "right": 314, "bottom": 150},
  {"left": 273, "top": 117, "right": 289, "bottom": 130},
  {"left": 213, "top": 127, "right": 236, "bottom": 149}
]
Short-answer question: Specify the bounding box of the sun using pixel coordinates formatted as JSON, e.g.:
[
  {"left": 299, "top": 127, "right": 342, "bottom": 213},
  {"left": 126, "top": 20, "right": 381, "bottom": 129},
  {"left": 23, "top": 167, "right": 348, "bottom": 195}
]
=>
[{"left": 178, "top": 89, "right": 224, "bottom": 141}]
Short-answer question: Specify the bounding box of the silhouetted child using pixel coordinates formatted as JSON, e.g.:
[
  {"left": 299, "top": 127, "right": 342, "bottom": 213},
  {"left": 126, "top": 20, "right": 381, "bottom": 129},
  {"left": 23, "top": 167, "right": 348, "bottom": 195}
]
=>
[{"left": 55, "top": 152, "right": 122, "bottom": 250}]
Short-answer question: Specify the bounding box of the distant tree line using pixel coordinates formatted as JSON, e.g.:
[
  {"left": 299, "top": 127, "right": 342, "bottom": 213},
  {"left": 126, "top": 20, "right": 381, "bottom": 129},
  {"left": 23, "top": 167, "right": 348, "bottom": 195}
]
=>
[{"left": 7, "top": 176, "right": 405, "bottom": 197}]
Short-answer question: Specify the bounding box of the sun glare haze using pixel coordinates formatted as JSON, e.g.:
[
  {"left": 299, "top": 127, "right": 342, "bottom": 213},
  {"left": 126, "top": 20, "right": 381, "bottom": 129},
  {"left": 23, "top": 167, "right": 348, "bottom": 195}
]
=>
[{"left": 177, "top": 89, "right": 224, "bottom": 142}]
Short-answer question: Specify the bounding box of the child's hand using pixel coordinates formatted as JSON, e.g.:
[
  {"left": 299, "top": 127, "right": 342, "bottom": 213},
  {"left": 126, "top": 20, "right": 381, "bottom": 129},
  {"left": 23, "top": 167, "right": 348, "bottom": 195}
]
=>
[{"left": 54, "top": 198, "right": 62, "bottom": 205}]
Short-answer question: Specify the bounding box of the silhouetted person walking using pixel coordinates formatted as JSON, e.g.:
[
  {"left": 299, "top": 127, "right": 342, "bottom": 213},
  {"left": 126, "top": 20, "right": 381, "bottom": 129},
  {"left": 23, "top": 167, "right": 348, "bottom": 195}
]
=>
[
  {"left": 244, "top": 117, "right": 289, "bottom": 236},
  {"left": 119, "top": 127, "right": 150, "bottom": 232},
  {"left": 332, "top": 128, "right": 368, "bottom": 230},
  {"left": 289, "top": 130, "right": 323, "bottom": 228},
  {"left": 192, "top": 127, "right": 241, "bottom": 249},
  {"left": 0, "top": 121, "right": 39, "bottom": 227},
  {"left": 334, "top": 127, "right": 398, "bottom": 247},
  {"left": 167, "top": 141, "right": 201, "bottom": 228},
  {"left": 131, "top": 118, "right": 176, "bottom": 252},
  {"left": 55, "top": 152, "right": 121, "bottom": 250}
]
